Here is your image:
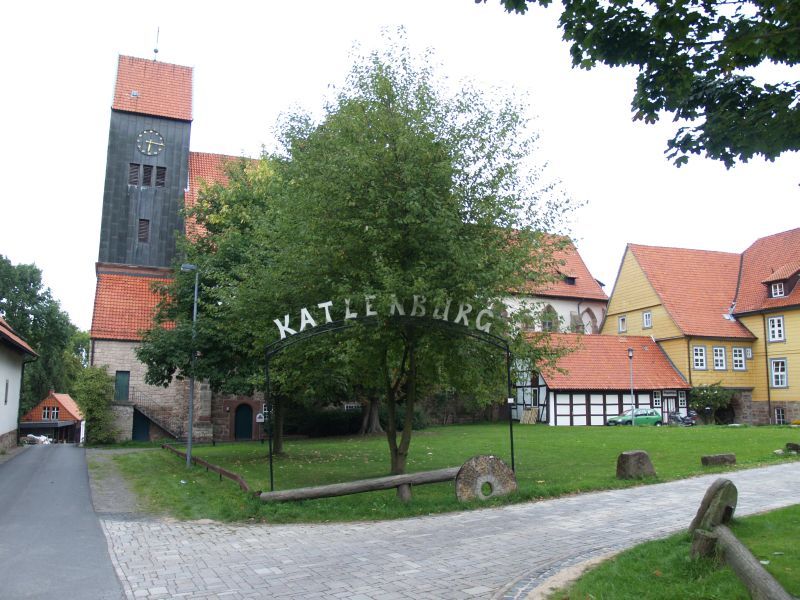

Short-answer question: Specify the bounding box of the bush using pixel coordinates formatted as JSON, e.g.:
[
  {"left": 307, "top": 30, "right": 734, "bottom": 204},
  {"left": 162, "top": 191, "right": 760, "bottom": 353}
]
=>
[
  {"left": 71, "top": 366, "right": 117, "bottom": 444},
  {"left": 379, "top": 405, "right": 428, "bottom": 431}
]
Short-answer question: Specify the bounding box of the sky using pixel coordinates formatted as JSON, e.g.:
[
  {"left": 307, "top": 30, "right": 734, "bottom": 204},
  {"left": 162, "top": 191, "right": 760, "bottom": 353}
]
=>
[{"left": 2, "top": 1, "right": 798, "bottom": 332}]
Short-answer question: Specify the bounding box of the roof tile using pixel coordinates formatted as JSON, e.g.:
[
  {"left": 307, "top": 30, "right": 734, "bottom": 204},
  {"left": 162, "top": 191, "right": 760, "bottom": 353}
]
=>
[
  {"left": 629, "top": 244, "right": 753, "bottom": 339},
  {"left": 536, "top": 333, "right": 689, "bottom": 390},
  {"left": 0, "top": 316, "right": 36, "bottom": 356},
  {"left": 520, "top": 237, "right": 608, "bottom": 302},
  {"left": 112, "top": 55, "right": 192, "bottom": 121},
  {"left": 90, "top": 267, "right": 173, "bottom": 341},
  {"left": 736, "top": 228, "right": 800, "bottom": 314}
]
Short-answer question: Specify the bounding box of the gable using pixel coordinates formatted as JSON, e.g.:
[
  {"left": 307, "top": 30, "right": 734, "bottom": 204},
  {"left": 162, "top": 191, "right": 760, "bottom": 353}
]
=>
[{"left": 735, "top": 228, "right": 800, "bottom": 314}]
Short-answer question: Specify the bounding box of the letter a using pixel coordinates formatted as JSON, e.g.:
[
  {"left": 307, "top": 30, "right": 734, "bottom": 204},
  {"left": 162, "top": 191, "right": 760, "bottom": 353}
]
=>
[{"left": 299, "top": 307, "right": 317, "bottom": 331}]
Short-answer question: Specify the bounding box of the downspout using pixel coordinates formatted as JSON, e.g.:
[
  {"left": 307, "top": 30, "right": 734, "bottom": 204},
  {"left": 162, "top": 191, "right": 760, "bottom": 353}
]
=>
[
  {"left": 576, "top": 300, "right": 583, "bottom": 333},
  {"left": 763, "top": 314, "right": 772, "bottom": 424}
]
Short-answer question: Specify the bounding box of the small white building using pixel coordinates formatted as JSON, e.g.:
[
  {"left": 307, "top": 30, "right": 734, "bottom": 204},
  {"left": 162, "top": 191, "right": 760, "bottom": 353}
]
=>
[{"left": 0, "top": 317, "right": 37, "bottom": 451}]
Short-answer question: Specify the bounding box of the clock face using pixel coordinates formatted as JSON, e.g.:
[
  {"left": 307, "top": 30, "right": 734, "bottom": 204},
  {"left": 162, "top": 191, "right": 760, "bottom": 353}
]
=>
[{"left": 136, "top": 129, "right": 165, "bottom": 156}]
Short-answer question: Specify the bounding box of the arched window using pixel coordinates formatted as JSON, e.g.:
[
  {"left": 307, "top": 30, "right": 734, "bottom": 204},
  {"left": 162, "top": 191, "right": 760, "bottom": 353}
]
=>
[
  {"left": 581, "top": 307, "right": 598, "bottom": 334},
  {"left": 541, "top": 305, "right": 558, "bottom": 332}
]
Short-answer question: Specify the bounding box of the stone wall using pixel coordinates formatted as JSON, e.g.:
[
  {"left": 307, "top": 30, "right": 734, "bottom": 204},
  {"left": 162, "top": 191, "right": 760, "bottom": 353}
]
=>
[
  {"left": 211, "top": 393, "right": 264, "bottom": 441},
  {"left": 0, "top": 428, "right": 17, "bottom": 452},
  {"left": 110, "top": 403, "right": 133, "bottom": 442},
  {"left": 738, "top": 391, "right": 800, "bottom": 424}
]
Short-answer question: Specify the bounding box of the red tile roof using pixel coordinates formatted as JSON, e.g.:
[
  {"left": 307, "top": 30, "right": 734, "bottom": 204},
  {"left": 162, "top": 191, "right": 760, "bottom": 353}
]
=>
[
  {"left": 536, "top": 333, "right": 689, "bottom": 390},
  {"left": 112, "top": 56, "right": 192, "bottom": 121},
  {"left": 90, "top": 265, "right": 173, "bottom": 341},
  {"left": 520, "top": 237, "right": 608, "bottom": 302},
  {"left": 21, "top": 391, "right": 83, "bottom": 422},
  {"left": 735, "top": 228, "right": 800, "bottom": 314},
  {"left": 628, "top": 244, "right": 754, "bottom": 339},
  {"left": 0, "top": 317, "right": 36, "bottom": 356}
]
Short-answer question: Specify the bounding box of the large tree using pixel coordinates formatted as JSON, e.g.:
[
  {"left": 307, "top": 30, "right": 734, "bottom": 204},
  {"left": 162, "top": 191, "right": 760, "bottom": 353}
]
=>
[
  {"left": 139, "top": 34, "right": 569, "bottom": 477},
  {"left": 0, "top": 255, "right": 80, "bottom": 413},
  {"left": 485, "top": 0, "right": 800, "bottom": 167}
]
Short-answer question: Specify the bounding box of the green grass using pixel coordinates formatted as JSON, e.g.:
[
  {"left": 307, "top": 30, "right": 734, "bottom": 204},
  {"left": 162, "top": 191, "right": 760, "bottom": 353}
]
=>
[
  {"left": 113, "top": 422, "right": 800, "bottom": 523},
  {"left": 551, "top": 504, "right": 800, "bottom": 599}
]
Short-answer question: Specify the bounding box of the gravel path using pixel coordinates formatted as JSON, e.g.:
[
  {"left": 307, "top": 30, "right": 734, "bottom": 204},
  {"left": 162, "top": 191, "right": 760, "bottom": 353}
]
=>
[{"left": 86, "top": 448, "right": 149, "bottom": 516}]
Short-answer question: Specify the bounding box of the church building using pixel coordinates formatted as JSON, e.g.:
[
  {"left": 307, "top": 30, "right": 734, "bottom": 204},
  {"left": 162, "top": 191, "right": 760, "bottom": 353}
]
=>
[{"left": 90, "top": 56, "right": 262, "bottom": 441}]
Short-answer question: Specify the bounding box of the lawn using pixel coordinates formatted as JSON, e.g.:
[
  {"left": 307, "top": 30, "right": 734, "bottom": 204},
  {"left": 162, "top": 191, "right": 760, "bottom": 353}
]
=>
[
  {"left": 113, "top": 422, "right": 800, "bottom": 523},
  {"left": 551, "top": 504, "right": 800, "bottom": 599}
]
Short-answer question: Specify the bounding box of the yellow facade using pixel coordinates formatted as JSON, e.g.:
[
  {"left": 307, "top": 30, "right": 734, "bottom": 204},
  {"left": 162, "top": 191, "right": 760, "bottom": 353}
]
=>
[
  {"left": 739, "top": 310, "right": 800, "bottom": 405},
  {"left": 602, "top": 249, "right": 682, "bottom": 339}
]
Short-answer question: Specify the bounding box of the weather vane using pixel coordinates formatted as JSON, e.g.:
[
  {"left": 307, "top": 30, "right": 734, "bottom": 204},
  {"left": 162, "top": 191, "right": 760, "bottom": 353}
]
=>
[{"left": 153, "top": 27, "right": 160, "bottom": 61}]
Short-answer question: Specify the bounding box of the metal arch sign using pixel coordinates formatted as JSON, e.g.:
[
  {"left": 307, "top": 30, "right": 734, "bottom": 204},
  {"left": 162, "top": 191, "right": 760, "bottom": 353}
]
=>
[{"left": 272, "top": 295, "right": 495, "bottom": 341}]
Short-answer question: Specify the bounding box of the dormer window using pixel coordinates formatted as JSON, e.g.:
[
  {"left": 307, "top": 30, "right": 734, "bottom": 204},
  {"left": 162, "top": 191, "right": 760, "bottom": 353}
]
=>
[
  {"left": 563, "top": 276, "right": 576, "bottom": 285},
  {"left": 771, "top": 282, "right": 785, "bottom": 298}
]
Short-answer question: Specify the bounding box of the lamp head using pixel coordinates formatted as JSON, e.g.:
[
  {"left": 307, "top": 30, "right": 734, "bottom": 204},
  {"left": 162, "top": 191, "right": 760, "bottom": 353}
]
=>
[
  {"left": 627, "top": 347, "right": 634, "bottom": 359},
  {"left": 181, "top": 263, "right": 197, "bottom": 272}
]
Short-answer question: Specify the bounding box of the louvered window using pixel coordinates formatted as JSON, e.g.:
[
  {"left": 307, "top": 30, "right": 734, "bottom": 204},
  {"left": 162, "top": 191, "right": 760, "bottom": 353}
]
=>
[
  {"left": 138, "top": 219, "right": 150, "bottom": 243},
  {"left": 155, "top": 166, "right": 166, "bottom": 187},
  {"left": 128, "top": 163, "right": 140, "bottom": 185},
  {"left": 142, "top": 165, "right": 154, "bottom": 187}
]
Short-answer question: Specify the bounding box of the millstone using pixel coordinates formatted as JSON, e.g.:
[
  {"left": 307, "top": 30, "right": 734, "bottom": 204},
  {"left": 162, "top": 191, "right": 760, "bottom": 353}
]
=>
[{"left": 455, "top": 455, "right": 517, "bottom": 502}]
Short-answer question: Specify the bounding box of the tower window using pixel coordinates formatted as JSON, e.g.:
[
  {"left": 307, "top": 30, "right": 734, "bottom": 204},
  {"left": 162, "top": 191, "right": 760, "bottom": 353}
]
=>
[
  {"left": 142, "top": 165, "right": 154, "bottom": 187},
  {"left": 138, "top": 219, "right": 150, "bottom": 243},
  {"left": 155, "top": 166, "right": 166, "bottom": 187},
  {"left": 128, "top": 163, "right": 140, "bottom": 185}
]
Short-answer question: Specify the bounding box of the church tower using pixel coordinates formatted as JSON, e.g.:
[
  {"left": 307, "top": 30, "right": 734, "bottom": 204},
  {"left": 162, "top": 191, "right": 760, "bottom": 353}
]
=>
[{"left": 98, "top": 56, "right": 192, "bottom": 267}]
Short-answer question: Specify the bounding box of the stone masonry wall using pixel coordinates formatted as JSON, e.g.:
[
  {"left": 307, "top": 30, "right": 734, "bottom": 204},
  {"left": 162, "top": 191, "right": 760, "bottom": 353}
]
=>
[
  {"left": 93, "top": 340, "right": 212, "bottom": 440},
  {"left": 110, "top": 404, "right": 133, "bottom": 442},
  {"left": 0, "top": 429, "right": 17, "bottom": 452},
  {"left": 739, "top": 391, "right": 800, "bottom": 424}
]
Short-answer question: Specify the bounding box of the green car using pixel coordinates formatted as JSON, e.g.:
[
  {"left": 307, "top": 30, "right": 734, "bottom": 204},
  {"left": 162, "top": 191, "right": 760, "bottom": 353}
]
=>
[{"left": 606, "top": 408, "right": 663, "bottom": 426}]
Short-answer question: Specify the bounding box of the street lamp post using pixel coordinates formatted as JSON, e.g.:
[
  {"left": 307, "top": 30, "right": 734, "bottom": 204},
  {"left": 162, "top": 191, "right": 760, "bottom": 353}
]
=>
[
  {"left": 181, "top": 263, "right": 199, "bottom": 468},
  {"left": 628, "top": 347, "right": 635, "bottom": 427}
]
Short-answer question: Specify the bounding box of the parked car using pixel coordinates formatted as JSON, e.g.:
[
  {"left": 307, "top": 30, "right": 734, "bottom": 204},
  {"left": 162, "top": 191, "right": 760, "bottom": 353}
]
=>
[{"left": 606, "top": 408, "right": 663, "bottom": 426}]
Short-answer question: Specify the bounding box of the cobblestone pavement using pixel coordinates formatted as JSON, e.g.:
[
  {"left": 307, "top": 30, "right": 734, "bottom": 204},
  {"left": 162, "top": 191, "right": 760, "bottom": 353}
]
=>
[{"left": 100, "top": 461, "right": 800, "bottom": 600}]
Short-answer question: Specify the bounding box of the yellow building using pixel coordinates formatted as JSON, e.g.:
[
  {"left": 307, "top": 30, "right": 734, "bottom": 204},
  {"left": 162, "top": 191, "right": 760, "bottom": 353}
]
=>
[{"left": 602, "top": 228, "right": 800, "bottom": 424}]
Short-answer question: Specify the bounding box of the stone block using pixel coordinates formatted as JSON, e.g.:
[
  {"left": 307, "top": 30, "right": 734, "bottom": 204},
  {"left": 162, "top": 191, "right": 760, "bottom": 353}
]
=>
[
  {"left": 786, "top": 442, "right": 800, "bottom": 453},
  {"left": 701, "top": 453, "right": 736, "bottom": 466},
  {"left": 616, "top": 450, "right": 656, "bottom": 479}
]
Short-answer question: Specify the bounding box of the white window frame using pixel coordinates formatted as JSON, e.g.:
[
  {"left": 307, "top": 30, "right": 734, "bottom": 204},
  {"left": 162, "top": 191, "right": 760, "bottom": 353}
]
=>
[
  {"left": 775, "top": 407, "right": 787, "bottom": 425},
  {"left": 618, "top": 315, "right": 627, "bottom": 333},
  {"left": 642, "top": 311, "right": 652, "bottom": 329},
  {"left": 678, "top": 391, "right": 687, "bottom": 408},
  {"left": 42, "top": 406, "right": 50, "bottom": 420},
  {"left": 51, "top": 406, "right": 59, "bottom": 420},
  {"left": 771, "top": 358, "right": 788, "bottom": 388},
  {"left": 693, "top": 346, "right": 707, "bottom": 370},
  {"left": 771, "top": 282, "right": 785, "bottom": 298},
  {"left": 768, "top": 316, "right": 785, "bottom": 342},
  {"left": 713, "top": 347, "right": 726, "bottom": 370},
  {"left": 732, "top": 347, "right": 746, "bottom": 371},
  {"left": 652, "top": 391, "right": 662, "bottom": 408},
  {"left": 745, "top": 347, "right": 753, "bottom": 359}
]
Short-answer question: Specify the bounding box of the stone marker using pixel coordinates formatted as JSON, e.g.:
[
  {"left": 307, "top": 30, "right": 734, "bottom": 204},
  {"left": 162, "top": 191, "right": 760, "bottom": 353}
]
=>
[
  {"left": 689, "top": 477, "right": 738, "bottom": 535},
  {"left": 786, "top": 442, "right": 800, "bottom": 453},
  {"left": 455, "top": 455, "right": 517, "bottom": 502},
  {"left": 616, "top": 450, "right": 656, "bottom": 479},
  {"left": 701, "top": 453, "right": 736, "bottom": 466}
]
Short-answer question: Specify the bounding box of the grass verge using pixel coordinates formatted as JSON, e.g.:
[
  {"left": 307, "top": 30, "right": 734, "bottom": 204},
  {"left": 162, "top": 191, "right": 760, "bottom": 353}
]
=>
[
  {"left": 551, "top": 504, "right": 800, "bottom": 599},
  {"left": 112, "top": 422, "right": 800, "bottom": 523}
]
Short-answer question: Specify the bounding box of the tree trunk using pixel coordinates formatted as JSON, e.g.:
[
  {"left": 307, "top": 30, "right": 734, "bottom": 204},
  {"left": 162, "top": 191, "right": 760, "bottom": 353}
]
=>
[
  {"left": 359, "top": 395, "right": 383, "bottom": 435},
  {"left": 392, "top": 336, "right": 416, "bottom": 477}
]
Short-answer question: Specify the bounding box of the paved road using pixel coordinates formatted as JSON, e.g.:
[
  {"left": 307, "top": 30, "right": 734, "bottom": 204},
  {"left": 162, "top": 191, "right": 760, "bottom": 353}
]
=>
[
  {"left": 0, "top": 445, "right": 124, "bottom": 600},
  {"left": 100, "top": 461, "right": 800, "bottom": 600}
]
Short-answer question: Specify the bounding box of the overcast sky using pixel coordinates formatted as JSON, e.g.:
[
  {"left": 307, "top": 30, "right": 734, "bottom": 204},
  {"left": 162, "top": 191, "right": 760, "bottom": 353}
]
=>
[{"left": 2, "top": 1, "right": 798, "bottom": 331}]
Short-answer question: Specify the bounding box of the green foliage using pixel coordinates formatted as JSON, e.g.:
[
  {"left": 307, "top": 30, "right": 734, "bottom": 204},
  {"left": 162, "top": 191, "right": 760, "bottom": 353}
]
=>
[
  {"left": 113, "top": 423, "right": 797, "bottom": 523},
  {"left": 0, "top": 255, "right": 82, "bottom": 413},
  {"left": 72, "top": 366, "right": 117, "bottom": 444},
  {"left": 488, "top": 0, "right": 800, "bottom": 167},
  {"left": 690, "top": 383, "right": 735, "bottom": 422}
]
